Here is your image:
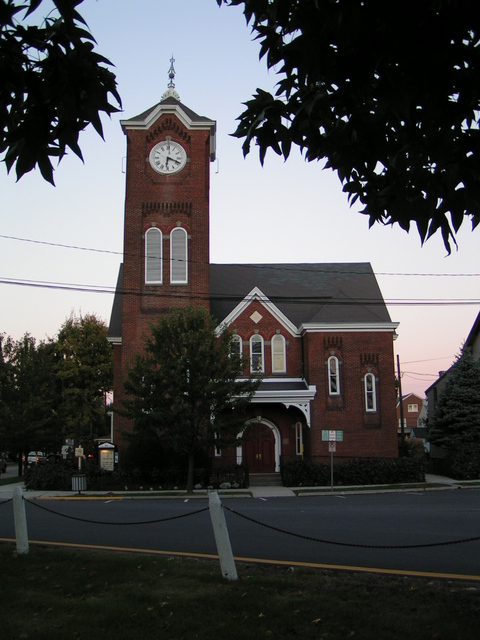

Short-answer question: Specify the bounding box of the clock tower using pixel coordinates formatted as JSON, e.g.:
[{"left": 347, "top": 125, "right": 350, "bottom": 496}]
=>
[{"left": 109, "top": 60, "right": 216, "bottom": 453}]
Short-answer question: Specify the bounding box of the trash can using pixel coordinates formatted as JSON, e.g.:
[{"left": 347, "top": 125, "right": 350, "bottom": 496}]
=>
[{"left": 71, "top": 474, "right": 87, "bottom": 493}]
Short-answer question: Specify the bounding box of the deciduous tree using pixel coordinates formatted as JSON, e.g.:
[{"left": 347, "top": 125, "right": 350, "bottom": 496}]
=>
[
  {"left": 121, "top": 306, "right": 260, "bottom": 493},
  {"left": 1, "top": 0, "right": 121, "bottom": 184},
  {"left": 0, "top": 333, "right": 61, "bottom": 473},
  {"left": 218, "top": 0, "right": 480, "bottom": 252},
  {"left": 56, "top": 313, "right": 113, "bottom": 450}
]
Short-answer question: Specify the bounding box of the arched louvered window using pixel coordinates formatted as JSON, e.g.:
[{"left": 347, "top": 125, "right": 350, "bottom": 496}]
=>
[
  {"left": 271, "top": 334, "right": 286, "bottom": 373},
  {"left": 328, "top": 356, "right": 340, "bottom": 395},
  {"left": 250, "top": 334, "right": 264, "bottom": 373},
  {"left": 145, "top": 227, "right": 162, "bottom": 284},
  {"left": 170, "top": 227, "right": 188, "bottom": 284},
  {"left": 364, "top": 373, "right": 377, "bottom": 412}
]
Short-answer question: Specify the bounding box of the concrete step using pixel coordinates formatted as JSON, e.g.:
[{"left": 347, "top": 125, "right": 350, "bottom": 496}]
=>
[{"left": 249, "top": 473, "right": 283, "bottom": 487}]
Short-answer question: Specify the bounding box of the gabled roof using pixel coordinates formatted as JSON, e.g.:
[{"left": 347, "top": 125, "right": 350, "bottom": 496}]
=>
[
  {"left": 107, "top": 262, "right": 396, "bottom": 342},
  {"left": 396, "top": 392, "right": 424, "bottom": 406},
  {"left": 465, "top": 310, "right": 480, "bottom": 350},
  {"left": 120, "top": 95, "right": 216, "bottom": 161},
  {"left": 210, "top": 263, "right": 395, "bottom": 330},
  {"left": 107, "top": 264, "right": 123, "bottom": 342}
]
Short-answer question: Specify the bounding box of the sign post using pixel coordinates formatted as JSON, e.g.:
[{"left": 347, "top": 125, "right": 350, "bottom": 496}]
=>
[
  {"left": 75, "top": 446, "right": 84, "bottom": 472},
  {"left": 322, "top": 431, "right": 343, "bottom": 491}
]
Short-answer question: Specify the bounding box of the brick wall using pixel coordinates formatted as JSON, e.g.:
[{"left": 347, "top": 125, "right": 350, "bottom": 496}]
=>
[{"left": 114, "top": 113, "right": 213, "bottom": 455}]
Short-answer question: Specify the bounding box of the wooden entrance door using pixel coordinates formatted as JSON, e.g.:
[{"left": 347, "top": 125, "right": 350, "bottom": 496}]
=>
[{"left": 243, "top": 423, "right": 275, "bottom": 473}]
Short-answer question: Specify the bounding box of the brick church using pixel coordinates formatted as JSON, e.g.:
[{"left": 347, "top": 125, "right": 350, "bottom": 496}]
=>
[{"left": 108, "top": 69, "right": 400, "bottom": 475}]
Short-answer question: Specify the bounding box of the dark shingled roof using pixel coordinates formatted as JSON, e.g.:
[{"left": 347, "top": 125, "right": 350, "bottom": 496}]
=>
[
  {"left": 122, "top": 96, "right": 215, "bottom": 128},
  {"left": 107, "top": 264, "right": 123, "bottom": 340},
  {"left": 209, "top": 263, "right": 392, "bottom": 327},
  {"left": 108, "top": 262, "right": 392, "bottom": 341}
]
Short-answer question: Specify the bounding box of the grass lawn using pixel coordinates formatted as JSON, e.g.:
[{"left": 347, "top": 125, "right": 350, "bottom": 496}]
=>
[{"left": 0, "top": 545, "right": 479, "bottom": 639}]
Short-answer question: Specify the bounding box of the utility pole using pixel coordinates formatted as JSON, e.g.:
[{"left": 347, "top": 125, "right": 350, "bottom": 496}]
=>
[{"left": 397, "top": 354, "right": 405, "bottom": 444}]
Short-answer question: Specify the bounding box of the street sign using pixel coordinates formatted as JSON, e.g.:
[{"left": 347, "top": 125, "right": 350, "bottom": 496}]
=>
[
  {"left": 322, "top": 430, "right": 344, "bottom": 442},
  {"left": 329, "top": 441, "right": 336, "bottom": 452},
  {"left": 74, "top": 447, "right": 83, "bottom": 457}
]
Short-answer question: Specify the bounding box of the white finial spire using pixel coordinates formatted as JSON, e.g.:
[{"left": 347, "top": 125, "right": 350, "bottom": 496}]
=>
[{"left": 162, "top": 55, "right": 181, "bottom": 101}]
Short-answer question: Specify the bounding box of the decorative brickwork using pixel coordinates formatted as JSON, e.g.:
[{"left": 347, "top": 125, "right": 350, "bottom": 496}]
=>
[{"left": 109, "top": 94, "right": 399, "bottom": 469}]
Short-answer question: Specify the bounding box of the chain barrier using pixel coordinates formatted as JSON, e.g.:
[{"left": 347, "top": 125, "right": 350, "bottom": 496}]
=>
[
  {"left": 25, "top": 497, "right": 209, "bottom": 526},
  {"left": 5, "top": 494, "right": 478, "bottom": 551},
  {"left": 224, "top": 505, "right": 480, "bottom": 550}
]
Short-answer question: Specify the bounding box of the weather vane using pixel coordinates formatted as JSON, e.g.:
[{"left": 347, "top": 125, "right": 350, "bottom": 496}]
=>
[
  {"left": 162, "top": 55, "right": 180, "bottom": 101},
  {"left": 168, "top": 56, "right": 176, "bottom": 89}
]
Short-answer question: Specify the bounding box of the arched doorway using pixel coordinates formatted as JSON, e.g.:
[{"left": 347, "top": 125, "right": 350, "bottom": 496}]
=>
[{"left": 240, "top": 420, "right": 280, "bottom": 473}]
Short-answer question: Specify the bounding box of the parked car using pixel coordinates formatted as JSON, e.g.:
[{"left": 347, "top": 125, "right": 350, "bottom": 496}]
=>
[{"left": 26, "top": 451, "right": 46, "bottom": 465}]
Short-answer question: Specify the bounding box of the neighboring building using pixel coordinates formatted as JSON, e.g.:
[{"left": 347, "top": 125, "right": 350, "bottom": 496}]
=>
[
  {"left": 396, "top": 392, "right": 425, "bottom": 437},
  {"left": 108, "top": 72, "right": 400, "bottom": 476}
]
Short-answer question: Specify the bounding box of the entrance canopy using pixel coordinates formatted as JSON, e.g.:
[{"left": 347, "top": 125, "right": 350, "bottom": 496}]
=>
[{"left": 248, "top": 378, "right": 316, "bottom": 426}]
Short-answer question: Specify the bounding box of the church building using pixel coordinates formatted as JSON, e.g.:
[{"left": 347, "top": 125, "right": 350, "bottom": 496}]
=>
[{"left": 108, "top": 68, "right": 400, "bottom": 477}]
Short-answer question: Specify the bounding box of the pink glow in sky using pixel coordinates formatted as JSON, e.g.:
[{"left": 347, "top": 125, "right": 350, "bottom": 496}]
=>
[{"left": 1, "top": 1, "right": 479, "bottom": 399}]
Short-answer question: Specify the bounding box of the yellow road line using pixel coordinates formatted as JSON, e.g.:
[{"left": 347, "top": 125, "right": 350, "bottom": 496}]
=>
[{"left": 1, "top": 537, "right": 479, "bottom": 582}]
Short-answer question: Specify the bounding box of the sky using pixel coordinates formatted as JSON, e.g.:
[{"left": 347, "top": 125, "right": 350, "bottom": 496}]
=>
[{"left": 1, "top": 0, "right": 479, "bottom": 399}]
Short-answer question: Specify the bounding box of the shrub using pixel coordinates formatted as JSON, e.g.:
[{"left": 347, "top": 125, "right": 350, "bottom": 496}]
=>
[
  {"left": 282, "top": 457, "right": 425, "bottom": 487},
  {"left": 25, "top": 462, "right": 74, "bottom": 490},
  {"left": 443, "top": 445, "right": 480, "bottom": 480}
]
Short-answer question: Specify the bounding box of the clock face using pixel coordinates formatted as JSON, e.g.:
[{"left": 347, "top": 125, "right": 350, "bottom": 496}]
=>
[{"left": 149, "top": 141, "right": 187, "bottom": 174}]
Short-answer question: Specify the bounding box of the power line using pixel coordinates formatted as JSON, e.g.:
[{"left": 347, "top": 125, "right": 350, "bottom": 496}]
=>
[
  {"left": 1, "top": 233, "right": 479, "bottom": 278},
  {"left": 0, "top": 234, "right": 122, "bottom": 256},
  {"left": 402, "top": 356, "right": 455, "bottom": 364},
  {"left": 0, "top": 276, "right": 478, "bottom": 306}
]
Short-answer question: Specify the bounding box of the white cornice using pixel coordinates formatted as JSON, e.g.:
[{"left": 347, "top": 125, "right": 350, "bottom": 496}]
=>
[
  {"left": 121, "top": 103, "right": 216, "bottom": 162},
  {"left": 120, "top": 104, "right": 216, "bottom": 133},
  {"left": 216, "top": 287, "right": 300, "bottom": 337},
  {"left": 300, "top": 322, "right": 399, "bottom": 333}
]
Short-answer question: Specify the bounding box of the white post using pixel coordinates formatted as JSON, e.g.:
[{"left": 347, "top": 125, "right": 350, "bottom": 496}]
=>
[
  {"left": 208, "top": 491, "right": 238, "bottom": 581},
  {"left": 13, "top": 486, "right": 29, "bottom": 555}
]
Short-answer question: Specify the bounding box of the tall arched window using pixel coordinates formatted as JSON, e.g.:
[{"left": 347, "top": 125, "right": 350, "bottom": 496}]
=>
[
  {"left": 145, "top": 227, "right": 162, "bottom": 284},
  {"left": 170, "top": 227, "right": 188, "bottom": 284},
  {"left": 230, "top": 334, "right": 243, "bottom": 359},
  {"left": 250, "top": 334, "right": 264, "bottom": 373},
  {"left": 328, "top": 356, "right": 340, "bottom": 395},
  {"left": 271, "top": 334, "right": 286, "bottom": 373},
  {"left": 364, "top": 373, "right": 377, "bottom": 412}
]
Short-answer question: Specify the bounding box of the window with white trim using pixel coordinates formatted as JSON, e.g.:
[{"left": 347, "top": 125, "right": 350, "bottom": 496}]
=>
[
  {"left": 408, "top": 403, "right": 418, "bottom": 412},
  {"left": 364, "top": 373, "right": 377, "bottom": 412},
  {"left": 328, "top": 355, "right": 340, "bottom": 395},
  {"left": 295, "top": 421, "right": 303, "bottom": 456},
  {"left": 145, "top": 227, "right": 162, "bottom": 284},
  {"left": 250, "top": 334, "right": 264, "bottom": 373},
  {"left": 271, "top": 334, "right": 286, "bottom": 373},
  {"left": 170, "top": 227, "right": 188, "bottom": 284}
]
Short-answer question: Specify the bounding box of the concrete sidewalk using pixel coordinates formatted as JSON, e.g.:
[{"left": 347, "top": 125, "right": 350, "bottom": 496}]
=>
[{"left": 0, "top": 473, "right": 475, "bottom": 500}]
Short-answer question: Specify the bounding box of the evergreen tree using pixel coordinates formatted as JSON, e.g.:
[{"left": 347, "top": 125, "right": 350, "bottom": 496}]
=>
[
  {"left": 428, "top": 347, "right": 480, "bottom": 450},
  {"left": 121, "top": 305, "right": 260, "bottom": 492}
]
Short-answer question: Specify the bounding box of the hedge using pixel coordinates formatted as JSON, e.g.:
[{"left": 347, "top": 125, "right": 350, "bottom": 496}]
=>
[{"left": 282, "top": 457, "right": 425, "bottom": 487}]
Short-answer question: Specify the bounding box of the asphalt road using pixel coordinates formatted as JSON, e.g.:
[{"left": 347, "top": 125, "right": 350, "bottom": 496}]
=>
[{"left": 1, "top": 488, "right": 479, "bottom": 577}]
